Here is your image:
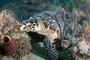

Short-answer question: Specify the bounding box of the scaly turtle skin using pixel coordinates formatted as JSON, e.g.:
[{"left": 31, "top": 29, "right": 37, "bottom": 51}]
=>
[{"left": 20, "top": 11, "right": 66, "bottom": 60}]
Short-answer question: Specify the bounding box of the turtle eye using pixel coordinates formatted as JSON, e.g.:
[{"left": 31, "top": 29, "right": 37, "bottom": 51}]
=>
[{"left": 23, "top": 27, "right": 26, "bottom": 29}]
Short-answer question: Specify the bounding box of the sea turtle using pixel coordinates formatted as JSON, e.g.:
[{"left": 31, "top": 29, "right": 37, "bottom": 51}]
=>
[
  {"left": 0, "top": 9, "right": 76, "bottom": 60},
  {"left": 19, "top": 11, "right": 72, "bottom": 60}
]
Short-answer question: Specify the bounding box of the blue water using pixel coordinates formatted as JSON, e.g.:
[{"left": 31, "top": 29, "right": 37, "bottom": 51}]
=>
[
  {"left": 0, "top": 0, "right": 73, "bottom": 16},
  {"left": 0, "top": 0, "right": 90, "bottom": 60}
]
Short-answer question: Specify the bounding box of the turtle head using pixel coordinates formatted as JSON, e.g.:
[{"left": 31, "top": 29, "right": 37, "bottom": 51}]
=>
[{"left": 20, "top": 19, "right": 41, "bottom": 32}]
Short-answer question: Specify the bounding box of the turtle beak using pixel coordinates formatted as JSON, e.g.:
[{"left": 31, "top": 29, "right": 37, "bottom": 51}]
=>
[{"left": 20, "top": 25, "right": 31, "bottom": 32}]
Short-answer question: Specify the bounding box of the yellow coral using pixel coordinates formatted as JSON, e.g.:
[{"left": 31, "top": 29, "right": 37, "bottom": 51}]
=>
[{"left": 83, "top": 24, "right": 90, "bottom": 41}]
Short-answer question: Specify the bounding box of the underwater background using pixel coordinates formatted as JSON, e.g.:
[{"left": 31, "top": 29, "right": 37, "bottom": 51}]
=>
[
  {"left": 0, "top": 0, "right": 90, "bottom": 60},
  {"left": 0, "top": 0, "right": 89, "bottom": 17}
]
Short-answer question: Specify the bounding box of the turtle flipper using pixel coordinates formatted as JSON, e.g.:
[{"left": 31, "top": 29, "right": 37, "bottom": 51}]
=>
[{"left": 43, "top": 38, "right": 60, "bottom": 60}]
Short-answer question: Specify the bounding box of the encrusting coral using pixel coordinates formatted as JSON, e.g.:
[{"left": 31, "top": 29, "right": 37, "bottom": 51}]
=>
[
  {"left": 83, "top": 23, "right": 90, "bottom": 41},
  {"left": 73, "top": 21, "right": 90, "bottom": 58},
  {"left": 1, "top": 35, "right": 17, "bottom": 56},
  {"left": 0, "top": 9, "right": 32, "bottom": 59}
]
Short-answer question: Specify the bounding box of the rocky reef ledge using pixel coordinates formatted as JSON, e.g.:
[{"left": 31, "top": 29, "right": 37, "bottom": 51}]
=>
[{"left": 0, "top": 9, "right": 32, "bottom": 60}]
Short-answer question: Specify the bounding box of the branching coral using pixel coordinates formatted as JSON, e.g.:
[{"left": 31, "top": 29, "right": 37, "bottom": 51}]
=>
[
  {"left": 75, "top": 21, "right": 90, "bottom": 56},
  {"left": 83, "top": 24, "right": 90, "bottom": 41},
  {"left": 78, "top": 39, "right": 89, "bottom": 55}
]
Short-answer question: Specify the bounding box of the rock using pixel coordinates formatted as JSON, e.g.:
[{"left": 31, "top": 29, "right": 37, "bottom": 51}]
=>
[
  {"left": 0, "top": 9, "right": 32, "bottom": 59},
  {"left": 2, "top": 56, "right": 14, "bottom": 60}
]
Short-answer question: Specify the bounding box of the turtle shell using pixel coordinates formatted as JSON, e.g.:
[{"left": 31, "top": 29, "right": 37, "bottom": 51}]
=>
[{"left": 32, "top": 11, "right": 64, "bottom": 38}]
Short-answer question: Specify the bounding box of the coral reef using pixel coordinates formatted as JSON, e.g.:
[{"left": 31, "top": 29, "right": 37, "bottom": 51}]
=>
[
  {"left": 0, "top": 0, "right": 90, "bottom": 60},
  {"left": 64, "top": 0, "right": 90, "bottom": 12},
  {"left": 78, "top": 21, "right": 90, "bottom": 55},
  {"left": 0, "top": 9, "right": 32, "bottom": 60},
  {"left": 71, "top": 20, "right": 90, "bottom": 60},
  {"left": 1, "top": 35, "right": 17, "bottom": 56},
  {"left": 78, "top": 39, "right": 90, "bottom": 55}
]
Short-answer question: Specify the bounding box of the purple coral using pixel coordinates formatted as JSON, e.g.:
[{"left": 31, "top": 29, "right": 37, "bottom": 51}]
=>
[{"left": 79, "top": 40, "right": 89, "bottom": 55}]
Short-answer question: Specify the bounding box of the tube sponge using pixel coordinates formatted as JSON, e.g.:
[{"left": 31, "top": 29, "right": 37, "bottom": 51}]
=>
[{"left": 1, "top": 35, "right": 17, "bottom": 56}]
